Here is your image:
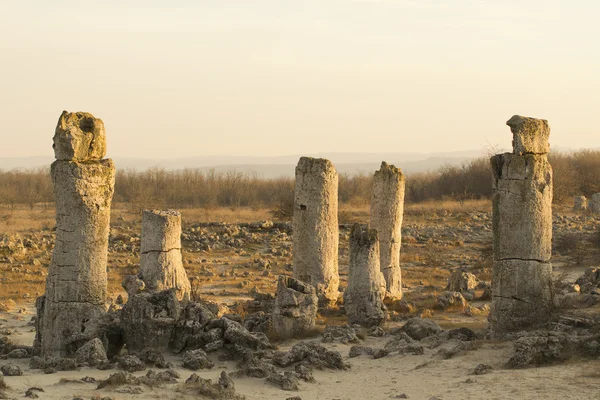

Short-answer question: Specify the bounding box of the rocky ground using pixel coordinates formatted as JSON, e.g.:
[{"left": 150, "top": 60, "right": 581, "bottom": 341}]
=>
[{"left": 1, "top": 202, "right": 600, "bottom": 399}]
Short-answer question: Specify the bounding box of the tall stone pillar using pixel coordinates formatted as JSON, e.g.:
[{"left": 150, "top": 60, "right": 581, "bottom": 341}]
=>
[
  {"left": 489, "top": 115, "right": 553, "bottom": 333},
  {"left": 292, "top": 157, "right": 339, "bottom": 306},
  {"left": 139, "top": 209, "right": 191, "bottom": 301},
  {"left": 344, "top": 224, "right": 387, "bottom": 327},
  {"left": 39, "top": 111, "right": 115, "bottom": 356},
  {"left": 370, "top": 162, "right": 405, "bottom": 299}
]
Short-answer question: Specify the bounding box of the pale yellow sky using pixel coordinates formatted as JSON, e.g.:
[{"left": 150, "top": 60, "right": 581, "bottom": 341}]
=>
[{"left": 1, "top": 0, "right": 598, "bottom": 158}]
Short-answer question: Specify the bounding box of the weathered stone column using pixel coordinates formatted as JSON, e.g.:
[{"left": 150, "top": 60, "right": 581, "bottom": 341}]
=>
[
  {"left": 489, "top": 115, "right": 553, "bottom": 333},
  {"left": 590, "top": 193, "right": 600, "bottom": 214},
  {"left": 370, "top": 162, "right": 405, "bottom": 299},
  {"left": 344, "top": 224, "right": 387, "bottom": 326},
  {"left": 272, "top": 276, "right": 318, "bottom": 339},
  {"left": 573, "top": 196, "right": 588, "bottom": 212},
  {"left": 39, "top": 111, "right": 115, "bottom": 357},
  {"left": 293, "top": 157, "right": 339, "bottom": 305},
  {"left": 139, "top": 209, "right": 191, "bottom": 301}
]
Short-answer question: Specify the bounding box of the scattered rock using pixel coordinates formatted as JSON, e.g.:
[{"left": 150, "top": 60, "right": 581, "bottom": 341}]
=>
[
  {"left": 349, "top": 346, "right": 373, "bottom": 358},
  {"left": 117, "top": 355, "right": 146, "bottom": 373},
  {"left": 1, "top": 364, "right": 22, "bottom": 376},
  {"left": 183, "top": 371, "right": 243, "bottom": 399},
  {"left": 322, "top": 325, "right": 359, "bottom": 344},
  {"left": 273, "top": 341, "right": 350, "bottom": 370},
  {"left": 267, "top": 371, "right": 300, "bottom": 391},
  {"left": 473, "top": 364, "right": 493, "bottom": 375},
  {"left": 75, "top": 338, "right": 108, "bottom": 366},
  {"left": 182, "top": 349, "right": 214, "bottom": 370},
  {"left": 6, "top": 348, "right": 30, "bottom": 359},
  {"left": 437, "top": 291, "right": 467, "bottom": 311},
  {"left": 25, "top": 387, "right": 44, "bottom": 399},
  {"left": 401, "top": 318, "right": 442, "bottom": 340}
]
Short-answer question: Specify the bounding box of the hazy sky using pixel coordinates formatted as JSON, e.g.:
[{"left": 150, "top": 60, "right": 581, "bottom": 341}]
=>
[{"left": 1, "top": 0, "right": 599, "bottom": 158}]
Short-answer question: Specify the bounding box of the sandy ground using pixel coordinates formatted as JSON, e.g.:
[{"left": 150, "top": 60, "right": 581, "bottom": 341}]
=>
[{"left": 2, "top": 305, "right": 600, "bottom": 400}]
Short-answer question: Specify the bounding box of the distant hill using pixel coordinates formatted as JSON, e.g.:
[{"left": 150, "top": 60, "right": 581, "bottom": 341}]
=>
[{"left": 0, "top": 150, "right": 495, "bottom": 178}]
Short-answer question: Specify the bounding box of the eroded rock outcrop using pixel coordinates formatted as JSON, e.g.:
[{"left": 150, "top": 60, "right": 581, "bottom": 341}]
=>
[
  {"left": 293, "top": 157, "right": 340, "bottom": 306},
  {"left": 370, "top": 162, "right": 405, "bottom": 299}
]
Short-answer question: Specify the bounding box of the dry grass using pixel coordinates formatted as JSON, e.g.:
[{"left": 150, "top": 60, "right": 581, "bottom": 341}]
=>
[
  {"left": 180, "top": 207, "right": 272, "bottom": 224},
  {"left": 0, "top": 205, "right": 54, "bottom": 234},
  {"left": 406, "top": 199, "right": 491, "bottom": 214},
  {"left": 0, "top": 199, "right": 492, "bottom": 233}
]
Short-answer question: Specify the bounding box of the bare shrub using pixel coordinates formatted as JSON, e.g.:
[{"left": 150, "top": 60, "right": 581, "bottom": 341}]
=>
[{"left": 2, "top": 149, "right": 600, "bottom": 208}]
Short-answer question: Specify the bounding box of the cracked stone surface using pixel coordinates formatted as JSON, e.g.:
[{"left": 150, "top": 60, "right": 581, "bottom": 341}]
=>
[
  {"left": 39, "top": 113, "right": 115, "bottom": 356},
  {"left": 344, "top": 224, "right": 387, "bottom": 327},
  {"left": 139, "top": 210, "right": 191, "bottom": 301},
  {"left": 490, "top": 153, "right": 552, "bottom": 262},
  {"left": 370, "top": 161, "right": 405, "bottom": 300},
  {"left": 292, "top": 157, "right": 339, "bottom": 306},
  {"left": 490, "top": 115, "right": 553, "bottom": 333},
  {"left": 490, "top": 259, "right": 553, "bottom": 331}
]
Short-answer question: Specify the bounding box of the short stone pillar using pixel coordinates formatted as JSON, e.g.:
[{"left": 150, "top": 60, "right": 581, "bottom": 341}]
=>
[
  {"left": 344, "top": 224, "right": 387, "bottom": 327},
  {"left": 489, "top": 115, "right": 553, "bottom": 333},
  {"left": 589, "top": 194, "right": 600, "bottom": 214},
  {"left": 139, "top": 210, "right": 191, "bottom": 301},
  {"left": 446, "top": 270, "right": 478, "bottom": 292},
  {"left": 573, "top": 196, "right": 588, "bottom": 212},
  {"left": 38, "top": 111, "right": 116, "bottom": 357},
  {"left": 370, "top": 162, "right": 405, "bottom": 299},
  {"left": 292, "top": 157, "right": 340, "bottom": 306},
  {"left": 272, "top": 276, "right": 318, "bottom": 339}
]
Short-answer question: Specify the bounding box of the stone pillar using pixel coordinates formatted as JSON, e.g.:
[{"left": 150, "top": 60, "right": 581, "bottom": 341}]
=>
[
  {"left": 39, "top": 111, "right": 115, "bottom": 357},
  {"left": 292, "top": 157, "right": 339, "bottom": 305},
  {"left": 139, "top": 210, "right": 191, "bottom": 301},
  {"left": 344, "top": 224, "right": 387, "bottom": 327},
  {"left": 272, "top": 276, "right": 318, "bottom": 339},
  {"left": 589, "top": 194, "right": 600, "bottom": 214},
  {"left": 370, "top": 162, "right": 405, "bottom": 299},
  {"left": 573, "top": 196, "right": 588, "bottom": 212},
  {"left": 489, "top": 115, "right": 553, "bottom": 333}
]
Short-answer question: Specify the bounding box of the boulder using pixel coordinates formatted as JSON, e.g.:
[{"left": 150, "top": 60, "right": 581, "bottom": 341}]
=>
[
  {"left": 121, "top": 289, "right": 180, "bottom": 353},
  {"left": 182, "top": 349, "right": 214, "bottom": 370},
  {"left": 272, "top": 276, "right": 318, "bottom": 339},
  {"left": 401, "top": 318, "right": 442, "bottom": 340},
  {"left": 446, "top": 271, "right": 478, "bottom": 292},
  {"left": 75, "top": 338, "right": 108, "bottom": 366}
]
